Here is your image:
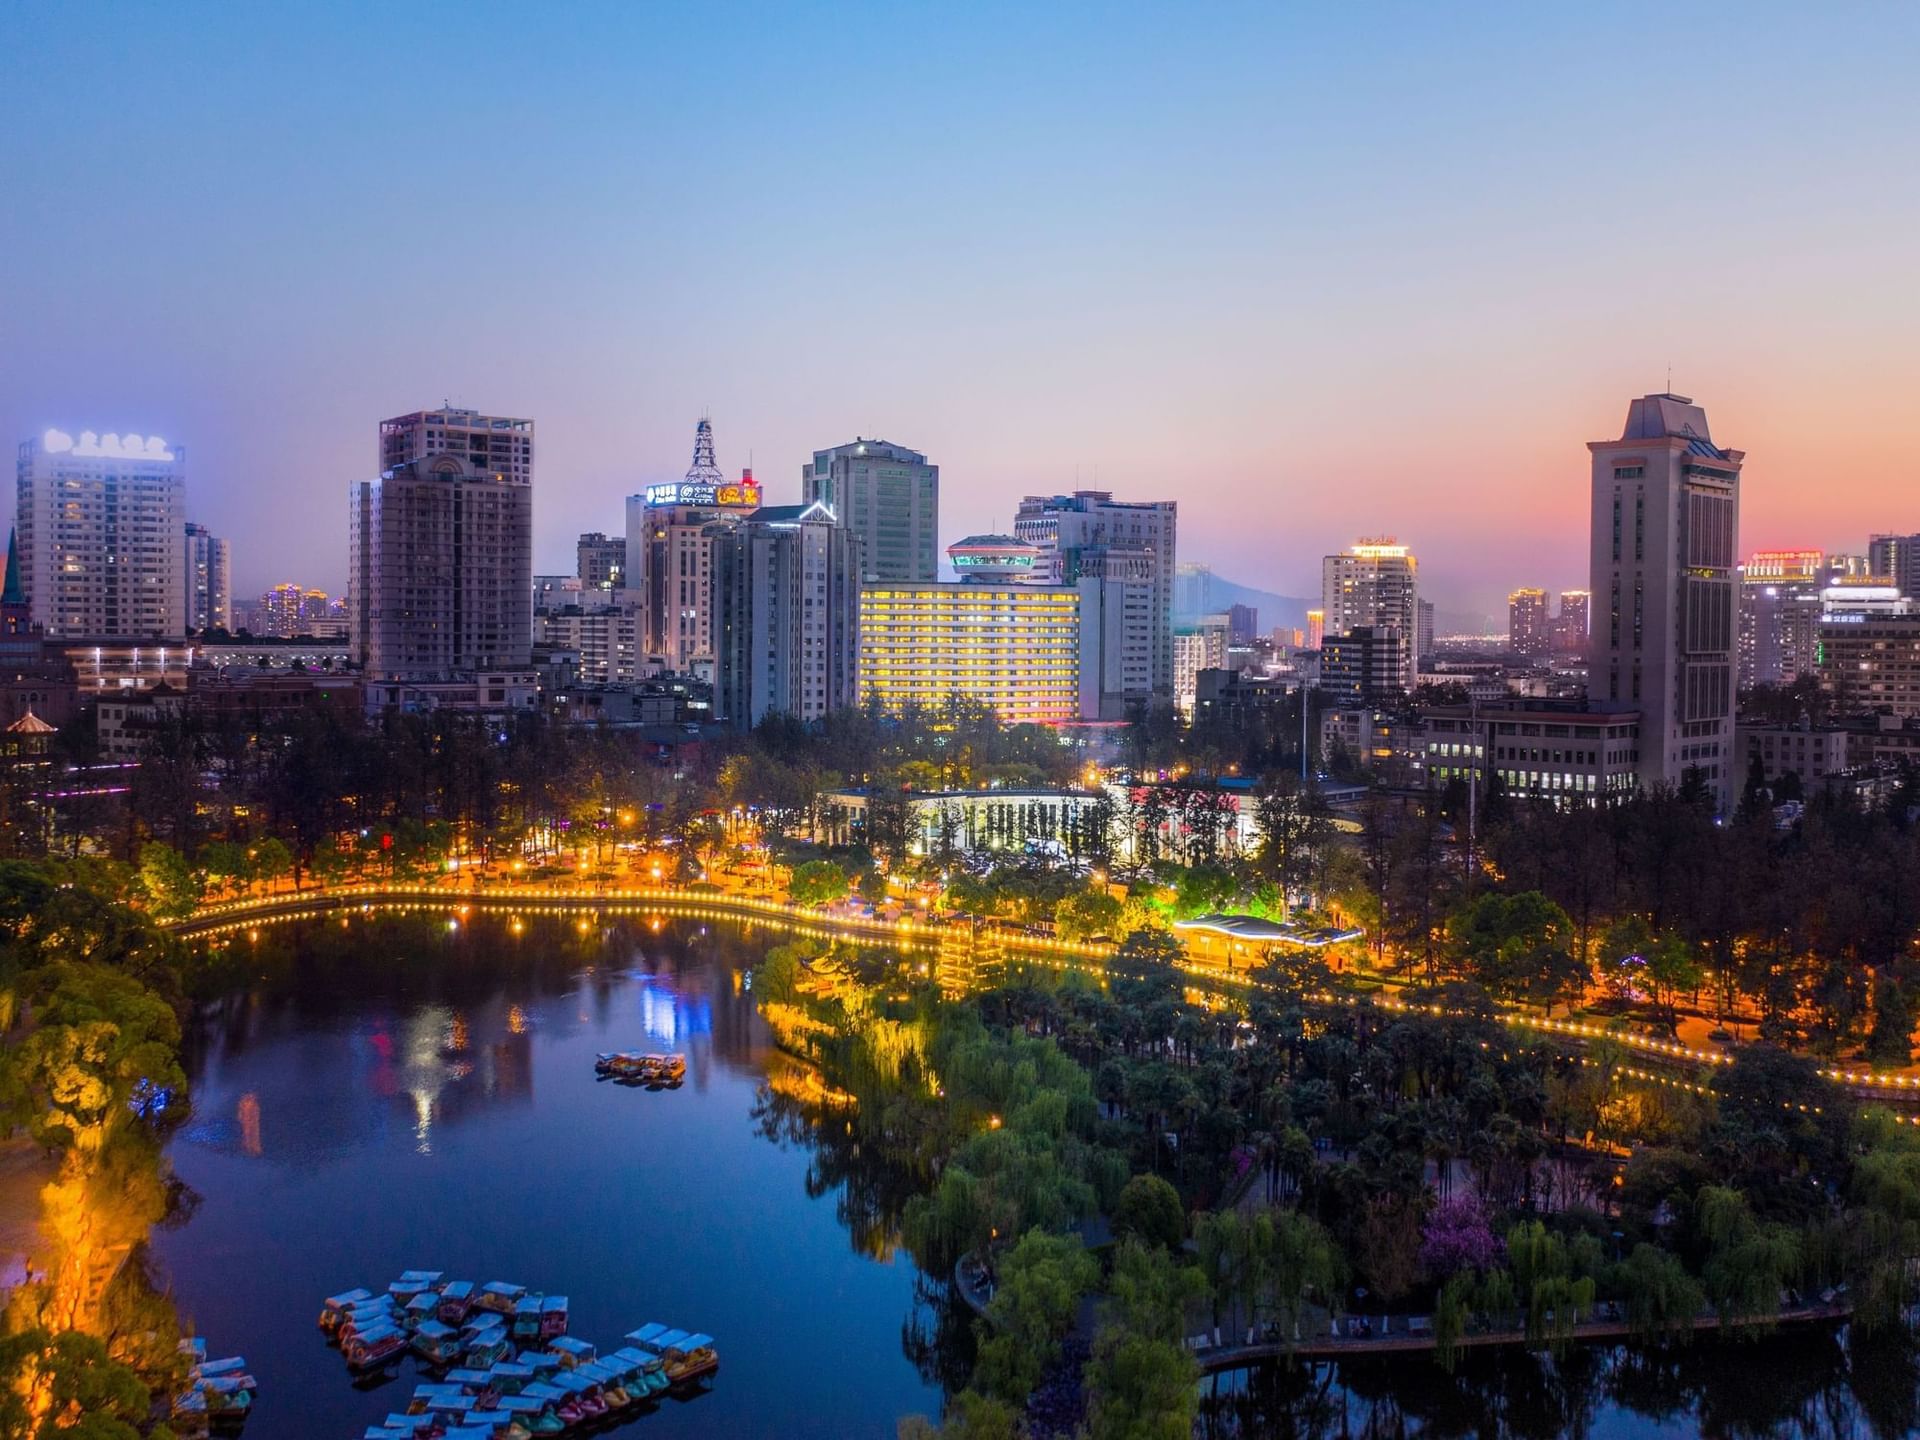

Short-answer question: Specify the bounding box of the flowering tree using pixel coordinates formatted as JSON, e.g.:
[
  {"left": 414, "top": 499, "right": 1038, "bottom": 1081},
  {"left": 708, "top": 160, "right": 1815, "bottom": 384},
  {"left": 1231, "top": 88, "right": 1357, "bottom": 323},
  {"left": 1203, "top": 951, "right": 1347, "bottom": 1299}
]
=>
[{"left": 1419, "top": 1192, "right": 1503, "bottom": 1279}]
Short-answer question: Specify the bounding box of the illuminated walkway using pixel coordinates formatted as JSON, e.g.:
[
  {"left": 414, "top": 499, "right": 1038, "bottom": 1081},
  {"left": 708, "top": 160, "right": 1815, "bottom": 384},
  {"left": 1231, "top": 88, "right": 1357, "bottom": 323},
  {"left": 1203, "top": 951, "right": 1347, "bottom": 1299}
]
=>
[{"left": 170, "top": 880, "right": 1920, "bottom": 1109}]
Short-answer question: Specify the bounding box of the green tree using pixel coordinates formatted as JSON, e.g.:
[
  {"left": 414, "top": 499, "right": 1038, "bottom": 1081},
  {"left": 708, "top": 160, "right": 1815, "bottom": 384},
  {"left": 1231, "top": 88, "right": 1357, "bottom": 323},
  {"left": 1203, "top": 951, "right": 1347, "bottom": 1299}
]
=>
[
  {"left": 789, "top": 859, "right": 850, "bottom": 908},
  {"left": 1448, "top": 890, "right": 1585, "bottom": 1011},
  {"left": 136, "top": 842, "right": 199, "bottom": 921},
  {"left": 0, "top": 1329, "right": 156, "bottom": 1440},
  {"left": 972, "top": 1228, "right": 1099, "bottom": 1406},
  {"left": 1113, "top": 1173, "right": 1185, "bottom": 1251},
  {"left": 1084, "top": 1241, "right": 1205, "bottom": 1440}
]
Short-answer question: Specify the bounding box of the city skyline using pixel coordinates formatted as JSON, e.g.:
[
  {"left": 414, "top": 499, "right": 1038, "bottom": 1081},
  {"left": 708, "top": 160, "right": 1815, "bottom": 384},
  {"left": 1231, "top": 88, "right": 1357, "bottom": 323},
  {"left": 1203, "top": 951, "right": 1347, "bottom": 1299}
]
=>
[{"left": 6, "top": 5, "right": 1917, "bottom": 616}]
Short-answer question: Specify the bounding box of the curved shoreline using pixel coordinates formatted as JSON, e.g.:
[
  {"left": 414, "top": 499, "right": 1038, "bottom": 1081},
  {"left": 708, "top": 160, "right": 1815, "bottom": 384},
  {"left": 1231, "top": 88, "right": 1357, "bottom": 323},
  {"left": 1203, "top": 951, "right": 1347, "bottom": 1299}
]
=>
[{"left": 166, "top": 882, "right": 1920, "bottom": 1106}]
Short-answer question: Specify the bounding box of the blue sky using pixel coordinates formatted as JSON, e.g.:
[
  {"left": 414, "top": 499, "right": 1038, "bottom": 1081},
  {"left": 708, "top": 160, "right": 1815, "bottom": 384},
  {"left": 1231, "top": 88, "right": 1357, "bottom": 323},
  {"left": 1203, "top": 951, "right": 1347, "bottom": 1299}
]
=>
[{"left": 5, "top": 2, "right": 1917, "bottom": 623}]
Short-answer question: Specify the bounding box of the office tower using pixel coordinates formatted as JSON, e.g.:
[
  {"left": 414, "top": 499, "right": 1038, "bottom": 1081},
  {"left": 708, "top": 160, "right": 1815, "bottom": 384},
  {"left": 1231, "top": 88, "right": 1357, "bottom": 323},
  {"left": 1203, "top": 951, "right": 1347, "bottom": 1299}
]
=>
[
  {"left": 1553, "top": 590, "right": 1591, "bottom": 655},
  {"left": 576, "top": 532, "right": 625, "bottom": 594},
  {"left": 1305, "top": 609, "right": 1325, "bottom": 650},
  {"left": 713, "top": 501, "right": 861, "bottom": 730},
  {"left": 1322, "top": 540, "right": 1418, "bottom": 692},
  {"left": 1417, "top": 599, "right": 1435, "bottom": 662},
  {"left": 349, "top": 450, "right": 533, "bottom": 680},
  {"left": 17, "top": 428, "right": 186, "bottom": 638},
  {"left": 1589, "top": 392, "right": 1740, "bottom": 811},
  {"left": 1319, "top": 626, "right": 1404, "bottom": 706},
  {"left": 802, "top": 438, "right": 937, "bottom": 583},
  {"left": 184, "top": 522, "right": 231, "bottom": 633},
  {"left": 1173, "top": 561, "right": 1213, "bottom": 622},
  {"left": 1508, "top": 588, "right": 1550, "bottom": 655},
  {"left": 859, "top": 542, "right": 1086, "bottom": 724},
  {"left": 1227, "top": 603, "right": 1258, "bottom": 645},
  {"left": 1869, "top": 533, "right": 1920, "bottom": 599},
  {"left": 1014, "top": 490, "right": 1177, "bottom": 697},
  {"left": 1738, "top": 550, "right": 1823, "bottom": 688},
  {"left": 624, "top": 418, "right": 762, "bottom": 675}
]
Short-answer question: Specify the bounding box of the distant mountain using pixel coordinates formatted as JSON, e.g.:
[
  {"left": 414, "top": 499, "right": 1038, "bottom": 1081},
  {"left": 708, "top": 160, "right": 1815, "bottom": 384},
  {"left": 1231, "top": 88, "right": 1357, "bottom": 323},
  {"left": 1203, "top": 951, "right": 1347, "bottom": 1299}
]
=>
[{"left": 1174, "top": 571, "right": 1313, "bottom": 631}]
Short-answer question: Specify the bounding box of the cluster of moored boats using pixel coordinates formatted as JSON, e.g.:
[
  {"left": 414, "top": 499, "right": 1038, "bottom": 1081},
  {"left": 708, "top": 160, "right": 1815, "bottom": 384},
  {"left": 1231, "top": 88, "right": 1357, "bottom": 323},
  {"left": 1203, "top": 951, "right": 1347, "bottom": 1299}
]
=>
[
  {"left": 320, "top": 1270, "right": 716, "bottom": 1438},
  {"left": 591, "top": 1052, "right": 685, "bottom": 1086},
  {"left": 172, "top": 1337, "right": 257, "bottom": 1433}
]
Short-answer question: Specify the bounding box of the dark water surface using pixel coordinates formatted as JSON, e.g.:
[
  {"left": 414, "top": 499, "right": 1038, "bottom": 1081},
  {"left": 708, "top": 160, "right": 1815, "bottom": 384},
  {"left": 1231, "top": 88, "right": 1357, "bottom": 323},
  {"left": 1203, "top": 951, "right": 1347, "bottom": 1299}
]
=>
[{"left": 153, "top": 911, "right": 945, "bottom": 1439}]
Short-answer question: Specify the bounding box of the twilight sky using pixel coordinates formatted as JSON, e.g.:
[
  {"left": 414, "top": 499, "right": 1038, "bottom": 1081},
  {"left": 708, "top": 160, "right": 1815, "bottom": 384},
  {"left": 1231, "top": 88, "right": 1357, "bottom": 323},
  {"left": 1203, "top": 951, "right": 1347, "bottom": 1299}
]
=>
[{"left": 4, "top": 2, "right": 1917, "bottom": 626}]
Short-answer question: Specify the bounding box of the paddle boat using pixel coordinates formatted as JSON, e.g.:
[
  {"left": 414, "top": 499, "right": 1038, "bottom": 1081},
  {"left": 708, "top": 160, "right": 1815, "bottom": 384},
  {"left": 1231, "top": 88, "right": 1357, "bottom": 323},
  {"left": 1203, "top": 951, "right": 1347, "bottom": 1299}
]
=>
[
  {"left": 549, "top": 1334, "right": 595, "bottom": 1369},
  {"left": 437, "top": 1280, "right": 477, "bottom": 1325},
  {"left": 609, "top": 1345, "right": 671, "bottom": 1396},
  {"left": 486, "top": 1361, "right": 536, "bottom": 1395},
  {"left": 475, "top": 1281, "right": 526, "bottom": 1315},
  {"left": 640, "top": 1053, "right": 686, "bottom": 1085},
  {"left": 320, "top": 1288, "right": 376, "bottom": 1331},
  {"left": 539, "top": 1295, "right": 569, "bottom": 1340},
  {"left": 411, "top": 1320, "right": 465, "bottom": 1366},
  {"left": 495, "top": 1394, "right": 564, "bottom": 1437},
  {"left": 344, "top": 1322, "right": 408, "bottom": 1370},
  {"left": 338, "top": 1302, "right": 400, "bottom": 1343},
  {"left": 408, "top": 1384, "right": 467, "bottom": 1415},
  {"left": 511, "top": 1295, "right": 544, "bottom": 1342}
]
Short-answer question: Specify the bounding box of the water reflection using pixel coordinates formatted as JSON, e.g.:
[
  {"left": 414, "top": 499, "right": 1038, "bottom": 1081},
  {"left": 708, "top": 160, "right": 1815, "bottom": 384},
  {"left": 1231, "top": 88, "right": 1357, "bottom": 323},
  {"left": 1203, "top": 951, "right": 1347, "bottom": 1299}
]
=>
[
  {"left": 1198, "top": 1322, "right": 1920, "bottom": 1439},
  {"left": 159, "top": 912, "right": 943, "bottom": 1440}
]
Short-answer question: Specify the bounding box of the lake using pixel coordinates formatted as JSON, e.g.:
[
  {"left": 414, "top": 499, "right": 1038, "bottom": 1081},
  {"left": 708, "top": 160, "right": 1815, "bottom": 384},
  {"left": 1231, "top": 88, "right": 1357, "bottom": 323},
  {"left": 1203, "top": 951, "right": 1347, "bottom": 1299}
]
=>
[{"left": 153, "top": 909, "right": 948, "bottom": 1439}]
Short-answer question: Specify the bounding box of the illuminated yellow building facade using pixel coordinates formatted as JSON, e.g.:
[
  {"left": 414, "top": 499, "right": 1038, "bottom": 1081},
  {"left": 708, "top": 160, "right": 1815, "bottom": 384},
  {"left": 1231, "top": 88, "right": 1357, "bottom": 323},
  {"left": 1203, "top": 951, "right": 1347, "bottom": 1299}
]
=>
[{"left": 858, "top": 583, "right": 1084, "bottom": 724}]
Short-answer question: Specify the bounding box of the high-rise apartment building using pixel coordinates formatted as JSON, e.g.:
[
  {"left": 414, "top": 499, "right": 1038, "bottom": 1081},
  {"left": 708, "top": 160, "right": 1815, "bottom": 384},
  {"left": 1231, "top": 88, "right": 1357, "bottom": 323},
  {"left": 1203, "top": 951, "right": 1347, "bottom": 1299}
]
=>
[
  {"left": 1553, "top": 591, "right": 1591, "bottom": 655},
  {"left": 624, "top": 418, "right": 762, "bottom": 675},
  {"left": 1172, "top": 630, "right": 1207, "bottom": 713},
  {"left": 1508, "top": 588, "right": 1549, "bottom": 655},
  {"left": 1738, "top": 550, "right": 1823, "bottom": 689},
  {"left": 713, "top": 502, "right": 862, "bottom": 730},
  {"left": 1319, "top": 625, "right": 1405, "bottom": 707},
  {"left": 1819, "top": 615, "right": 1920, "bottom": 717},
  {"left": 17, "top": 428, "right": 186, "bottom": 638},
  {"left": 1868, "top": 533, "right": 1920, "bottom": 599},
  {"left": 1417, "top": 599, "right": 1435, "bottom": 664},
  {"left": 802, "top": 439, "right": 937, "bottom": 584},
  {"left": 1589, "top": 393, "right": 1740, "bottom": 811},
  {"left": 1305, "top": 609, "right": 1325, "bottom": 650},
  {"left": 349, "top": 448, "right": 533, "bottom": 680},
  {"left": 380, "top": 407, "right": 534, "bottom": 484},
  {"left": 1014, "top": 490, "right": 1177, "bottom": 698},
  {"left": 184, "top": 522, "right": 231, "bottom": 633},
  {"left": 576, "top": 532, "right": 625, "bottom": 595},
  {"left": 1322, "top": 540, "right": 1418, "bottom": 694}
]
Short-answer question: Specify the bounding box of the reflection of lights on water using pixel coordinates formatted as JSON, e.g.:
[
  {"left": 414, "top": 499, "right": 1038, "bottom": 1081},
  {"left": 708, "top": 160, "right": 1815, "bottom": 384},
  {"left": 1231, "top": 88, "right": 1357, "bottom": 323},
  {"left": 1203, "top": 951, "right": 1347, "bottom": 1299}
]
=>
[
  {"left": 412, "top": 1089, "right": 433, "bottom": 1153},
  {"left": 447, "top": 1014, "right": 469, "bottom": 1052},
  {"left": 447, "top": 918, "right": 460, "bottom": 932},
  {"left": 510, "top": 917, "right": 525, "bottom": 936},
  {"left": 640, "top": 983, "right": 678, "bottom": 1044},
  {"left": 237, "top": 1093, "right": 261, "bottom": 1157},
  {"left": 507, "top": 1004, "right": 528, "bottom": 1035}
]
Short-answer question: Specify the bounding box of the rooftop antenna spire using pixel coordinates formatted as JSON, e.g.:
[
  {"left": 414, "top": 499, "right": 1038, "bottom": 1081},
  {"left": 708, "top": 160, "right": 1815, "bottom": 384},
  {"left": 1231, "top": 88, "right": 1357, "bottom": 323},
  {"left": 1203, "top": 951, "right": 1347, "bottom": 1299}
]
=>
[{"left": 686, "top": 415, "right": 723, "bottom": 485}]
